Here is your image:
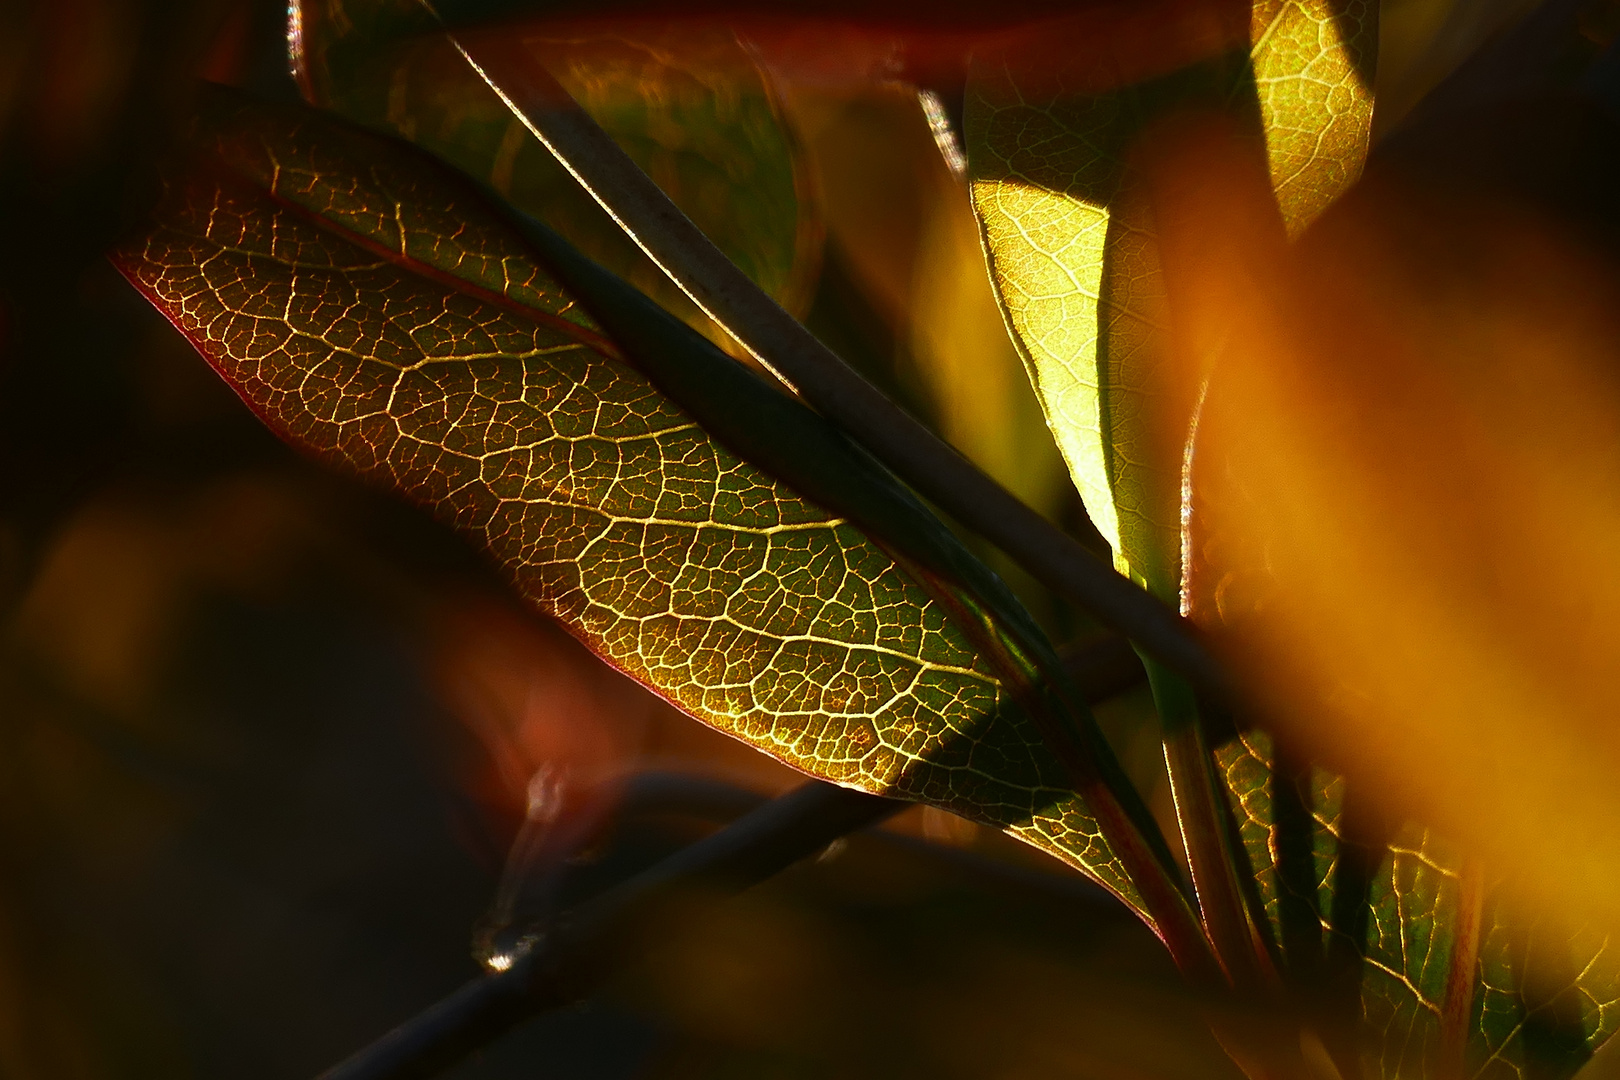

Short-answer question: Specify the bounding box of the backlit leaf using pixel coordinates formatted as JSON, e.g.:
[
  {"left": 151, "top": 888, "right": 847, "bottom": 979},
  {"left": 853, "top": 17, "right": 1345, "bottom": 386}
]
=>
[
  {"left": 967, "top": 4, "right": 1620, "bottom": 1076},
  {"left": 1169, "top": 32, "right": 1620, "bottom": 1069},
  {"left": 292, "top": 0, "right": 822, "bottom": 346},
  {"left": 964, "top": 4, "right": 1378, "bottom": 1011},
  {"left": 109, "top": 88, "right": 1178, "bottom": 929},
  {"left": 1214, "top": 730, "right": 1620, "bottom": 1078},
  {"left": 964, "top": 0, "right": 1375, "bottom": 599}
]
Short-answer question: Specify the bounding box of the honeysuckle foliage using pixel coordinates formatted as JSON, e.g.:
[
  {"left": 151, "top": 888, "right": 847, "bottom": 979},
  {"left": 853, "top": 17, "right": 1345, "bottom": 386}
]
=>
[
  {"left": 966, "top": 2, "right": 1620, "bottom": 1078},
  {"left": 967, "top": 1, "right": 1378, "bottom": 600},
  {"left": 292, "top": 0, "right": 821, "bottom": 345},
  {"left": 109, "top": 87, "right": 1201, "bottom": 949},
  {"left": 109, "top": 1, "right": 1620, "bottom": 1077},
  {"left": 1214, "top": 730, "right": 1620, "bottom": 1079}
]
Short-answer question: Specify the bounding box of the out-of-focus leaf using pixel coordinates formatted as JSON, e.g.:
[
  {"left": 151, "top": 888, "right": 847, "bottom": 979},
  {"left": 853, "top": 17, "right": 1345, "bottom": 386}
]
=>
[
  {"left": 110, "top": 88, "right": 1189, "bottom": 931},
  {"left": 292, "top": 1, "right": 821, "bottom": 347},
  {"left": 967, "top": 5, "right": 1620, "bottom": 1076},
  {"left": 1216, "top": 731, "right": 1620, "bottom": 1079},
  {"left": 966, "top": 2, "right": 1378, "bottom": 1006},
  {"left": 964, "top": 0, "right": 1376, "bottom": 600},
  {"left": 1168, "top": 94, "right": 1620, "bottom": 1076}
]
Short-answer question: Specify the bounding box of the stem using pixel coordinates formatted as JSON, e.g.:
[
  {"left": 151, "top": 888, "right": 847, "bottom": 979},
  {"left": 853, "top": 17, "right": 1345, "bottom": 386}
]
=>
[
  {"left": 1439, "top": 856, "right": 1485, "bottom": 1080},
  {"left": 494, "top": 771, "right": 1125, "bottom": 951},
  {"left": 919, "top": 569, "right": 1224, "bottom": 989},
  {"left": 316, "top": 780, "right": 902, "bottom": 1080},
  {"left": 1143, "top": 656, "right": 1266, "bottom": 991},
  {"left": 439, "top": 26, "right": 1227, "bottom": 698}
]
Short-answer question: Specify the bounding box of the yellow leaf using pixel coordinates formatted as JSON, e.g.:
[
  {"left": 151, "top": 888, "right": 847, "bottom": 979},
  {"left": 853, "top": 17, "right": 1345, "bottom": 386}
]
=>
[{"left": 965, "top": 1, "right": 1375, "bottom": 602}]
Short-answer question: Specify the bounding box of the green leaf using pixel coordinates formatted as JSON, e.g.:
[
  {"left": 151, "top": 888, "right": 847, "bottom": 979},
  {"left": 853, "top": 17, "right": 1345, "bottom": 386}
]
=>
[
  {"left": 965, "top": 4, "right": 1381, "bottom": 996},
  {"left": 1214, "top": 731, "right": 1620, "bottom": 1078},
  {"left": 292, "top": 0, "right": 821, "bottom": 344},
  {"left": 967, "top": 5, "right": 1620, "bottom": 1074},
  {"left": 964, "top": 0, "right": 1376, "bottom": 600},
  {"left": 110, "top": 87, "right": 1192, "bottom": 937}
]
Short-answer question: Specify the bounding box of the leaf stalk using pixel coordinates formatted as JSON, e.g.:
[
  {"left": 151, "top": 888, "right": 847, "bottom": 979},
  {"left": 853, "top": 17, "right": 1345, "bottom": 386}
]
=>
[{"left": 1145, "top": 657, "right": 1271, "bottom": 992}]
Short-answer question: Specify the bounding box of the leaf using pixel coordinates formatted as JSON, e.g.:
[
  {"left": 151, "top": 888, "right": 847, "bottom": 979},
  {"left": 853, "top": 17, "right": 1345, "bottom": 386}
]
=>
[
  {"left": 109, "top": 87, "right": 1191, "bottom": 936},
  {"left": 966, "top": 4, "right": 1620, "bottom": 1075},
  {"left": 965, "top": 2, "right": 1380, "bottom": 998},
  {"left": 964, "top": 0, "right": 1375, "bottom": 600},
  {"left": 1214, "top": 730, "right": 1620, "bottom": 1079},
  {"left": 292, "top": 0, "right": 822, "bottom": 346}
]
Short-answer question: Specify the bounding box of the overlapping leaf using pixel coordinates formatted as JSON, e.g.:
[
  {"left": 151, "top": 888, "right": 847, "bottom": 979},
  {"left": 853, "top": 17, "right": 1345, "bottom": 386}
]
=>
[
  {"left": 967, "top": 3, "right": 1620, "bottom": 1076},
  {"left": 292, "top": 0, "right": 821, "bottom": 345},
  {"left": 110, "top": 88, "right": 1181, "bottom": 927},
  {"left": 965, "top": 0, "right": 1375, "bottom": 599},
  {"left": 1214, "top": 730, "right": 1620, "bottom": 1078}
]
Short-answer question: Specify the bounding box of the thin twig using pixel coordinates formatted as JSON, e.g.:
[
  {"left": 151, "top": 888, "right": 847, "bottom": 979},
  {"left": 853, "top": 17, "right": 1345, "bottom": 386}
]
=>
[
  {"left": 440, "top": 27, "right": 1227, "bottom": 699},
  {"left": 315, "top": 781, "right": 902, "bottom": 1080},
  {"left": 1148, "top": 661, "right": 1266, "bottom": 991},
  {"left": 490, "top": 770, "right": 1125, "bottom": 953},
  {"left": 1438, "top": 856, "right": 1485, "bottom": 1080}
]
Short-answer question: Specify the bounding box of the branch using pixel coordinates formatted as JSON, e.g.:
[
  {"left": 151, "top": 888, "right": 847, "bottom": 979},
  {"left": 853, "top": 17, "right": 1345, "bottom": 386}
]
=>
[
  {"left": 480, "top": 770, "right": 1126, "bottom": 967},
  {"left": 1145, "top": 660, "right": 1268, "bottom": 991},
  {"left": 315, "top": 781, "right": 901, "bottom": 1080},
  {"left": 440, "top": 27, "right": 1227, "bottom": 699}
]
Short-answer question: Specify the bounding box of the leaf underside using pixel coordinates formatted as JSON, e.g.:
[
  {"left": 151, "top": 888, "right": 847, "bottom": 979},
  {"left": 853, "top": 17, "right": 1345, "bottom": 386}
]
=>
[
  {"left": 293, "top": 0, "right": 822, "bottom": 342},
  {"left": 111, "top": 89, "right": 1154, "bottom": 920},
  {"left": 1219, "top": 733, "right": 1620, "bottom": 1079},
  {"left": 967, "top": 0, "right": 1376, "bottom": 600},
  {"left": 967, "top": 2, "right": 1620, "bottom": 1076}
]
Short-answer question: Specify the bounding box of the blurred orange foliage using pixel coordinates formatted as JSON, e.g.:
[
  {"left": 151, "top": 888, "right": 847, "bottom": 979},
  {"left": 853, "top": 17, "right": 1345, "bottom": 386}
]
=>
[{"left": 1162, "top": 108, "right": 1620, "bottom": 929}]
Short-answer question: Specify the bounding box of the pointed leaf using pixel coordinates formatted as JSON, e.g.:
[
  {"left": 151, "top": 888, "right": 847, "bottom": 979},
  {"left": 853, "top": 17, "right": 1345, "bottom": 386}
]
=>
[
  {"left": 964, "top": 4, "right": 1378, "bottom": 992},
  {"left": 964, "top": 0, "right": 1376, "bottom": 599},
  {"left": 967, "top": 7, "right": 1620, "bottom": 1074},
  {"left": 1214, "top": 731, "right": 1620, "bottom": 1079},
  {"left": 292, "top": 0, "right": 822, "bottom": 343},
  {"left": 109, "top": 88, "right": 1193, "bottom": 936}
]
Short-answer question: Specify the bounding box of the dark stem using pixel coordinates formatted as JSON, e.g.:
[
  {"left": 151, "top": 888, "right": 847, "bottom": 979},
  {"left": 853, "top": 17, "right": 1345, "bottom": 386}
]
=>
[
  {"left": 1143, "top": 657, "right": 1266, "bottom": 991},
  {"left": 1060, "top": 633, "right": 1149, "bottom": 702},
  {"left": 480, "top": 770, "right": 1126, "bottom": 965},
  {"left": 314, "top": 781, "right": 901, "bottom": 1080},
  {"left": 1438, "top": 856, "right": 1485, "bottom": 1079}
]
